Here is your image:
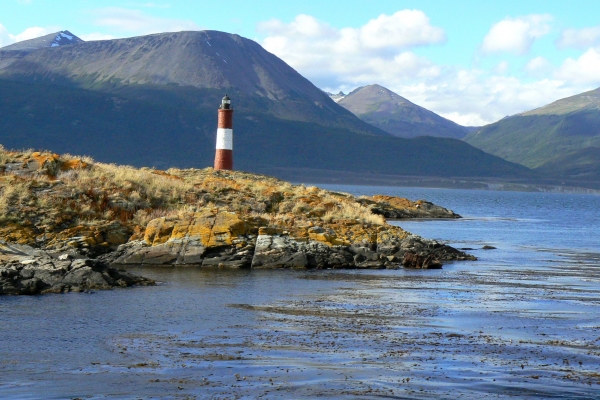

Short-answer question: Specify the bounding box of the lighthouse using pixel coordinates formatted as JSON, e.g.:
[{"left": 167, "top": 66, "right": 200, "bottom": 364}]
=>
[{"left": 214, "top": 94, "right": 233, "bottom": 170}]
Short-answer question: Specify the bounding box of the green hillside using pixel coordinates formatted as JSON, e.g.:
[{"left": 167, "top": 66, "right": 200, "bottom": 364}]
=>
[
  {"left": 536, "top": 147, "right": 600, "bottom": 181},
  {"left": 464, "top": 88, "right": 600, "bottom": 180}
]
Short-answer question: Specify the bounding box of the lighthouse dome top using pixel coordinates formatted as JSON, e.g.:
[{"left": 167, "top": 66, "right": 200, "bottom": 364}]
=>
[{"left": 220, "top": 94, "right": 231, "bottom": 109}]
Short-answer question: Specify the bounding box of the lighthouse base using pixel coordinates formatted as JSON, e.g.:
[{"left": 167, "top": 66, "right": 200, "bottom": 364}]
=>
[{"left": 214, "top": 149, "right": 233, "bottom": 170}]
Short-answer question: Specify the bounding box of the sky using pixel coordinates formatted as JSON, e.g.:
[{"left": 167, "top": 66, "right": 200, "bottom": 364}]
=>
[{"left": 2, "top": 0, "right": 600, "bottom": 126}]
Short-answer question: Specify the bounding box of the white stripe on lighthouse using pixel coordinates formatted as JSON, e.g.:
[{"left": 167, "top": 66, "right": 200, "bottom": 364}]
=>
[{"left": 216, "top": 128, "right": 233, "bottom": 150}]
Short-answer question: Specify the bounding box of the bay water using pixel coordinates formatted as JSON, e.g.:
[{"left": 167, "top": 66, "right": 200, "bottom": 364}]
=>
[{"left": 1, "top": 186, "right": 599, "bottom": 399}]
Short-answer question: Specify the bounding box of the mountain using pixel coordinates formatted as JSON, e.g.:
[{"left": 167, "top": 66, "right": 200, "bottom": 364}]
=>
[
  {"left": 0, "top": 30, "right": 533, "bottom": 180},
  {"left": 0, "top": 30, "right": 376, "bottom": 135},
  {"left": 337, "top": 84, "right": 471, "bottom": 139},
  {"left": 0, "top": 30, "right": 82, "bottom": 52},
  {"left": 464, "top": 88, "right": 600, "bottom": 181}
]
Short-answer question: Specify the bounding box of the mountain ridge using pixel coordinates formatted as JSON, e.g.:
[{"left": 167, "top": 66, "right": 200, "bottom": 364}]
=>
[
  {"left": 0, "top": 30, "right": 381, "bottom": 135},
  {"left": 337, "top": 84, "right": 471, "bottom": 139}
]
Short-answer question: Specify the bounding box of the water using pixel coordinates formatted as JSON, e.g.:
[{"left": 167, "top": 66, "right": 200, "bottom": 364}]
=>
[{"left": 1, "top": 186, "right": 599, "bottom": 399}]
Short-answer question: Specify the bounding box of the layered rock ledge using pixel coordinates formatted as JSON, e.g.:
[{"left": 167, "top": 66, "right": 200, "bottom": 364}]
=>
[
  {"left": 103, "top": 209, "right": 473, "bottom": 270},
  {"left": 0, "top": 244, "right": 154, "bottom": 295}
]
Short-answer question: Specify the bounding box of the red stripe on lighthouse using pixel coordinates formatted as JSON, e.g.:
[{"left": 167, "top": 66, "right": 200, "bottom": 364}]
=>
[{"left": 214, "top": 107, "right": 233, "bottom": 170}]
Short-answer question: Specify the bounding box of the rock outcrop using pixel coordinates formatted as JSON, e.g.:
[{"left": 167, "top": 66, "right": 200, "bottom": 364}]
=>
[
  {"left": 0, "top": 148, "right": 476, "bottom": 285},
  {"left": 104, "top": 209, "right": 474, "bottom": 269},
  {"left": 358, "top": 195, "right": 461, "bottom": 219},
  {"left": 0, "top": 252, "right": 154, "bottom": 295},
  {"left": 402, "top": 252, "right": 443, "bottom": 269}
]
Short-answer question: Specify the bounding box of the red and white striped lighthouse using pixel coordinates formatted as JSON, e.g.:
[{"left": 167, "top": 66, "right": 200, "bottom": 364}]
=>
[{"left": 214, "top": 94, "right": 233, "bottom": 170}]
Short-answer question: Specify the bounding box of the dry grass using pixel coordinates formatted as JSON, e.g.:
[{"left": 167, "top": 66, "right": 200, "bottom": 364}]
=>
[
  {"left": 0, "top": 181, "right": 31, "bottom": 217},
  {"left": 0, "top": 147, "right": 390, "bottom": 242},
  {"left": 322, "top": 201, "right": 385, "bottom": 225}
]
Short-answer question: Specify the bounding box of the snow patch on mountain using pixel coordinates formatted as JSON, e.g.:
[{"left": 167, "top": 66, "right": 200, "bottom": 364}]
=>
[
  {"left": 325, "top": 91, "right": 346, "bottom": 102},
  {"left": 52, "top": 31, "right": 79, "bottom": 47}
]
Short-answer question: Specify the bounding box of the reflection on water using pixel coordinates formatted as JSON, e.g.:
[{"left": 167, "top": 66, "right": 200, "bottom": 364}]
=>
[{"left": 1, "top": 187, "right": 599, "bottom": 399}]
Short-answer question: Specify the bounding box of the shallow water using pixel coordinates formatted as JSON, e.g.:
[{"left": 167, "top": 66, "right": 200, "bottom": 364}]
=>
[{"left": 1, "top": 187, "right": 599, "bottom": 399}]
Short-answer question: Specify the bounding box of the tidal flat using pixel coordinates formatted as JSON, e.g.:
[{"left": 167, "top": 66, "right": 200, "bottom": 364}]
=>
[
  {"left": 118, "top": 254, "right": 600, "bottom": 399},
  {"left": 1, "top": 250, "right": 599, "bottom": 399}
]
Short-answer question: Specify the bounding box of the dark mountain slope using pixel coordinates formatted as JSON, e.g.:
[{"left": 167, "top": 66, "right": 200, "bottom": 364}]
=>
[
  {"left": 465, "top": 88, "right": 600, "bottom": 178},
  {"left": 0, "top": 79, "right": 533, "bottom": 178},
  {"left": 0, "top": 30, "right": 380, "bottom": 135},
  {"left": 338, "top": 84, "right": 470, "bottom": 139}
]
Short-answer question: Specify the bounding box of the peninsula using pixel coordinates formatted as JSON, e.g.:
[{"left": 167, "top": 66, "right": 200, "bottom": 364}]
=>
[{"left": 0, "top": 147, "right": 474, "bottom": 295}]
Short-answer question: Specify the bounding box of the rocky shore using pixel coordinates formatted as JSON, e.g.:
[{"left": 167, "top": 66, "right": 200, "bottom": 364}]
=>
[
  {"left": 0, "top": 243, "right": 154, "bottom": 295},
  {"left": 101, "top": 210, "right": 470, "bottom": 270},
  {"left": 0, "top": 148, "right": 475, "bottom": 295}
]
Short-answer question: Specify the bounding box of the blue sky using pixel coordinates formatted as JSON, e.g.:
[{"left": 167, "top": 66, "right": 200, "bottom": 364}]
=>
[{"left": 2, "top": 0, "right": 600, "bottom": 125}]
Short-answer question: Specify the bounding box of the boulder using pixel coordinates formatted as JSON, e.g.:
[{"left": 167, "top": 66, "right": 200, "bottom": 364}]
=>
[
  {"left": 109, "top": 209, "right": 262, "bottom": 266},
  {"left": 358, "top": 195, "right": 461, "bottom": 219},
  {"left": 251, "top": 234, "right": 353, "bottom": 269},
  {"left": 402, "top": 252, "right": 443, "bottom": 269}
]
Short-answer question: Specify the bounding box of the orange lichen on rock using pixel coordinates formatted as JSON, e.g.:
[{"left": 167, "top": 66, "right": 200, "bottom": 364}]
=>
[
  {"left": 377, "top": 224, "right": 410, "bottom": 243},
  {"left": 30, "top": 152, "right": 60, "bottom": 167},
  {"left": 60, "top": 159, "right": 89, "bottom": 171},
  {"left": 372, "top": 195, "right": 419, "bottom": 210},
  {"left": 43, "top": 222, "right": 132, "bottom": 250},
  {"left": 144, "top": 209, "right": 261, "bottom": 248},
  {"left": 0, "top": 223, "right": 36, "bottom": 245}
]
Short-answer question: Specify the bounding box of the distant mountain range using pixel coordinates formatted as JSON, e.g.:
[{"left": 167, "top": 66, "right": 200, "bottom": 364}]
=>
[
  {"left": 465, "top": 87, "right": 600, "bottom": 182},
  {"left": 334, "top": 84, "right": 471, "bottom": 140},
  {"left": 0, "top": 30, "right": 533, "bottom": 181}
]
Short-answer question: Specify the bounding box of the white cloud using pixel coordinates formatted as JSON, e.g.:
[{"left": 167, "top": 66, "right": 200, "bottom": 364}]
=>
[
  {"left": 79, "top": 32, "right": 115, "bottom": 41},
  {"left": 13, "top": 26, "right": 51, "bottom": 42},
  {"left": 525, "top": 56, "right": 553, "bottom": 77},
  {"left": 481, "top": 14, "right": 553, "bottom": 55},
  {"left": 556, "top": 26, "right": 600, "bottom": 49},
  {"left": 357, "top": 10, "right": 446, "bottom": 50},
  {"left": 555, "top": 48, "right": 600, "bottom": 86},
  {"left": 494, "top": 60, "right": 510, "bottom": 74},
  {"left": 260, "top": 11, "right": 445, "bottom": 55},
  {"left": 0, "top": 23, "right": 55, "bottom": 47},
  {"left": 257, "top": 12, "right": 599, "bottom": 126},
  {"left": 91, "top": 7, "right": 199, "bottom": 36},
  {"left": 0, "top": 23, "right": 12, "bottom": 47},
  {"left": 259, "top": 11, "right": 444, "bottom": 89},
  {"left": 400, "top": 73, "right": 580, "bottom": 126}
]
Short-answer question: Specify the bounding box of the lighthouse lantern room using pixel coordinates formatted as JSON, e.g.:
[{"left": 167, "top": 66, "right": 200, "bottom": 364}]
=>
[{"left": 214, "top": 94, "right": 233, "bottom": 170}]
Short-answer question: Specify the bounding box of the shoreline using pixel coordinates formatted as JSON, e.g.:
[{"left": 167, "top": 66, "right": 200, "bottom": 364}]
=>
[{"left": 0, "top": 149, "right": 476, "bottom": 295}]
